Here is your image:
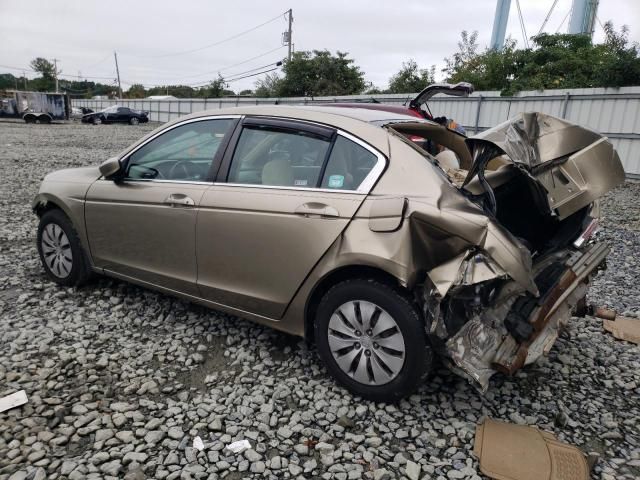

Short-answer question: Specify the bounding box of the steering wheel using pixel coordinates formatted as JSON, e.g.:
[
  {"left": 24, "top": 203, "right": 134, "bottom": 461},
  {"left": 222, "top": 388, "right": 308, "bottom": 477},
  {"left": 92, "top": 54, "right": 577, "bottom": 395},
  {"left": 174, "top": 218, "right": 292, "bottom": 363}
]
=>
[
  {"left": 133, "top": 165, "right": 163, "bottom": 180},
  {"left": 168, "top": 160, "right": 196, "bottom": 180}
]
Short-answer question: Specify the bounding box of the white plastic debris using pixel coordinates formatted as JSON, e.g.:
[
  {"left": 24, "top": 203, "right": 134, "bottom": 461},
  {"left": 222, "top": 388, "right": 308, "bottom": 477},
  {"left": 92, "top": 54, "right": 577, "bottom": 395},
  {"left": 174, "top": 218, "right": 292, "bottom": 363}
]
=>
[
  {"left": 0, "top": 390, "right": 28, "bottom": 413},
  {"left": 226, "top": 439, "right": 251, "bottom": 454},
  {"left": 193, "top": 436, "right": 204, "bottom": 451}
]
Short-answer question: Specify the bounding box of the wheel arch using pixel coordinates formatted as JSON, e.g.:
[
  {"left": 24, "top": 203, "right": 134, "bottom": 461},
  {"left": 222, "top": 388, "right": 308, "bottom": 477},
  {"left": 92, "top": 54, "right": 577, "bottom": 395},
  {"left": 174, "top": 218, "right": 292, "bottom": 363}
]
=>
[
  {"left": 32, "top": 194, "right": 74, "bottom": 222},
  {"left": 304, "top": 264, "right": 411, "bottom": 342}
]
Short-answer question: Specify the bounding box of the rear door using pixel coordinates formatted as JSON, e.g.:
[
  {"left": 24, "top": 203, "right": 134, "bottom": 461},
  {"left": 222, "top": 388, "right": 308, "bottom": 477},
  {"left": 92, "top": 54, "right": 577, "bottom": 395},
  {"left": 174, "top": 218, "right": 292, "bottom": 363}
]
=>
[{"left": 196, "top": 117, "right": 386, "bottom": 318}]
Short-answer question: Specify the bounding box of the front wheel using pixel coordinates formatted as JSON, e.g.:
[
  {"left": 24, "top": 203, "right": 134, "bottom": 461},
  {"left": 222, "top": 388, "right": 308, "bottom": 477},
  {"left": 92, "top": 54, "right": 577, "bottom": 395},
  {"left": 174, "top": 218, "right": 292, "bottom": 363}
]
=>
[
  {"left": 92, "top": 116, "right": 102, "bottom": 125},
  {"left": 315, "top": 278, "right": 432, "bottom": 402},
  {"left": 129, "top": 117, "right": 139, "bottom": 125},
  {"left": 37, "top": 210, "right": 92, "bottom": 287}
]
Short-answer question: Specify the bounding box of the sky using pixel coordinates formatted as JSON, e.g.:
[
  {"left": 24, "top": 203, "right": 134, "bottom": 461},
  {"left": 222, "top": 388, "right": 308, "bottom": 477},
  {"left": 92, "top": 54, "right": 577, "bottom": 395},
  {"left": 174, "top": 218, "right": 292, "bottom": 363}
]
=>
[{"left": 0, "top": 0, "right": 638, "bottom": 93}]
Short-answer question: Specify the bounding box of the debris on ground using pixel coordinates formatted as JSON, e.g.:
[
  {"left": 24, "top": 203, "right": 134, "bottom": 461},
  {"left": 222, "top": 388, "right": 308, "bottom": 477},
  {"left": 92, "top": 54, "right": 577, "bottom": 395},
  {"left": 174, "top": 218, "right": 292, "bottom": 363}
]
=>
[
  {"left": 603, "top": 317, "right": 640, "bottom": 344},
  {"left": 0, "top": 390, "right": 27, "bottom": 413}
]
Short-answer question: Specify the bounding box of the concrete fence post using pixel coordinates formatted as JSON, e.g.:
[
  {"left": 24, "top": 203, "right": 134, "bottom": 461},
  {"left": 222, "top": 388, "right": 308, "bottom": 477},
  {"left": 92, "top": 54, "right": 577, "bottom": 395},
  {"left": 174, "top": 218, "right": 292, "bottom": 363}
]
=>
[
  {"left": 561, "top": 92, "right": 571, "bottom": 118},
  {"left": 474, "top": 95, "right": 484, "bottom": 133}
]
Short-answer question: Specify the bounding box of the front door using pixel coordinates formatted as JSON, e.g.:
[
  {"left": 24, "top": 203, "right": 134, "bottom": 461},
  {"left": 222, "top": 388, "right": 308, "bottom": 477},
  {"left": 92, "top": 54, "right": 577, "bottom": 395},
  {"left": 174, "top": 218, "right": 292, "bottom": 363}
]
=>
[
  {"left": 85, "top": 117, "right": 237, "bottom": 295},
  {"left": 196, "top": 117, "right": 385, "bottom": 318}
]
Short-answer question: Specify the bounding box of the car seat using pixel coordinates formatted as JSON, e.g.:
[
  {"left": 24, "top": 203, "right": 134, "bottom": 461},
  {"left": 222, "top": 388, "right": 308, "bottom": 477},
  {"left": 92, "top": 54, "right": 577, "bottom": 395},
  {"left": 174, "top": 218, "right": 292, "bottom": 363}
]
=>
[{"left": 262, "top": 153, "right": 294, "bottom": 186}]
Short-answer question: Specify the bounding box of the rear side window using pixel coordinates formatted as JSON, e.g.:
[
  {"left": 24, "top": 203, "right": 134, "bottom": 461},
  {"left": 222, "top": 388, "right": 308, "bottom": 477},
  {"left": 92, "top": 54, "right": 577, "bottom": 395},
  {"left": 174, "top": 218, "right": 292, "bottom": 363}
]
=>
[
  {"left": 321, "top": 136, "right": 378, "bottom": 190},
  {"left": 228, "top": 127, "right": 331, "bottom": 187}
]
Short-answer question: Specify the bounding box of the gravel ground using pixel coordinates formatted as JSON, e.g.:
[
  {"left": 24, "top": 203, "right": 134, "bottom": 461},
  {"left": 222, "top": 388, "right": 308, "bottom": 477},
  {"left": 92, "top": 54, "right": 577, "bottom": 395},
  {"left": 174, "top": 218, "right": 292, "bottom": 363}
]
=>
[{"left": 0, "top": 119, "right": 639, "bottom": 480}]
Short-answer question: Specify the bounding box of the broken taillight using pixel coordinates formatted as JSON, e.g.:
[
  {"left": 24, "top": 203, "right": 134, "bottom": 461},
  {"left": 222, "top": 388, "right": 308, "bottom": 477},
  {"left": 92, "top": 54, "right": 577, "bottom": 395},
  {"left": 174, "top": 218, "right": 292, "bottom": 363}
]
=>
[{"left": 573, "top": 218, "right": 599, "bottom": 248}]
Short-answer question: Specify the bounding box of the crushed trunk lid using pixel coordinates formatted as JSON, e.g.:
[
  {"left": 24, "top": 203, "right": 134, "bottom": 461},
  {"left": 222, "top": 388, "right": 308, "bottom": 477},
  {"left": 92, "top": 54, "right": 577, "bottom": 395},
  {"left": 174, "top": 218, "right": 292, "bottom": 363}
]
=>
[{"left": 464, "top": 112, "right": 625, "bottom": 220}]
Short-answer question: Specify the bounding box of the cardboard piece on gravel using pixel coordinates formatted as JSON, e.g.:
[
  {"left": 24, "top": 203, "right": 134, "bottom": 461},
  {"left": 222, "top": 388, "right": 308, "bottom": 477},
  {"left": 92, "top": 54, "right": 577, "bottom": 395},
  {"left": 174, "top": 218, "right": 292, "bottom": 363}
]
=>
[
  {"left": 473, "top": 418, "right": 589, "bottom": 480},
  {"left": 0, "top": 390, "right": 28, "bottom": 413},
  {"left": 602, "top": 317, "right": 640, "bottom": 344}
]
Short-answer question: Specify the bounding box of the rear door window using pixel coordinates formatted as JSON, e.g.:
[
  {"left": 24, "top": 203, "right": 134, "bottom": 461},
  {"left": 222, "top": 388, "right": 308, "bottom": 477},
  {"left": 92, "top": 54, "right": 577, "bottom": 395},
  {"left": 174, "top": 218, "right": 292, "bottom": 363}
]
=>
[{"left": 228, "top": 127, "right": 331, "bottom": 187}]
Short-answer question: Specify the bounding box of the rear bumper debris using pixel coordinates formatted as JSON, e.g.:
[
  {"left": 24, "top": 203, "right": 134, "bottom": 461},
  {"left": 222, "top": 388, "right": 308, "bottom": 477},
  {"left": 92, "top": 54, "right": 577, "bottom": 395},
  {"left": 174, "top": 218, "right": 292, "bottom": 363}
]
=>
[{"left": 440, "top": 242, "right": 609, "bottom": 391}]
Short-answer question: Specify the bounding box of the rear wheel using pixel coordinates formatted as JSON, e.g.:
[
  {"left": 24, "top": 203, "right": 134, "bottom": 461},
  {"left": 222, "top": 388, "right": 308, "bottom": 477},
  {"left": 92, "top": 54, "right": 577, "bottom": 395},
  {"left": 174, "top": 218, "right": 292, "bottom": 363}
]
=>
[
  {"left": 37, "top": 209, "right": 92, "bottom": 287},
  {"left": 315, "top": 278, "right": 432, "bottom": 402},
  {"left": 129, "top": 117, "right": 139, "bottom": 125}
]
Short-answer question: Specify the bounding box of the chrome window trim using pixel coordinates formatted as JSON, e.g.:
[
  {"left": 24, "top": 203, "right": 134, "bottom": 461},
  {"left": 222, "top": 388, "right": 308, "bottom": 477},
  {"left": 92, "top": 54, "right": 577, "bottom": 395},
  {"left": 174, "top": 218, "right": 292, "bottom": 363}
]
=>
[
  {"left": 120, "top": 114, "right": 242, "bottom": 164},
  {"left": 211, "top": 182, "right": 365, "bottom": 195},
  {"left": 337, "top": 129, "right": 386, "bottom": 193},
  {"left": 112, "top": 178, "right": 214, "bottom": 186},
  {"left": 117, "top": 115, "right": 387, "bottom": 194}
]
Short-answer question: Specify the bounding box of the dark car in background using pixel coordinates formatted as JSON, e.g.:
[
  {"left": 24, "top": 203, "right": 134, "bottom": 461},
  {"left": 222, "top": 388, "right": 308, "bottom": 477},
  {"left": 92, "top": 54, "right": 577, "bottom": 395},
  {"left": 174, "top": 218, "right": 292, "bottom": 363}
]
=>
[{"left": 81, "top": 105, "right": 149, "bottom": 125}]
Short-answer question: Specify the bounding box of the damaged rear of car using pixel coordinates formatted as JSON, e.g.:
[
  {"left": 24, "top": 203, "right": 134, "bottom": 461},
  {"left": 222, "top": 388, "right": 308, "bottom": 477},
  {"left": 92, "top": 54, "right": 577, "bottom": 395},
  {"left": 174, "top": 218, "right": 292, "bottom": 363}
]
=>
[{"left": 385, "top": 112, "right": 625, "bottom": 391}]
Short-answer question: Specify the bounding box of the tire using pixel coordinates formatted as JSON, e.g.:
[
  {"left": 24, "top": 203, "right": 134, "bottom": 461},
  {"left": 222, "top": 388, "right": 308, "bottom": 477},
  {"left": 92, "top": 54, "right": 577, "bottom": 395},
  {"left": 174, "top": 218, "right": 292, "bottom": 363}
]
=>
[
  {"left": 92, "top": 116, "right": 102, "bottom": 125},
  {"left": 129, "top": 117, "right": 139, "bottom": 125},
  {"left": 37, "top": 209, "right": 92, "bottom": 287},
  {"left": 314, "top": 278, "right": 432, "bottom": 402}
]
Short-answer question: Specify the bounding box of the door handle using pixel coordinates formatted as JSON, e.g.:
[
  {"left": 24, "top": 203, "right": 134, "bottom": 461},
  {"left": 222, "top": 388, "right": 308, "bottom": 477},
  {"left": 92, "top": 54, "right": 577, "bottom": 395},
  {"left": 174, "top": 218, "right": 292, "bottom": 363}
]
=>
[
  {"left": 163, "top": 193, "right": 195, "bottom": 207},
  {"left": 294, "top": 202, "right": 339, "bottom": 218}
]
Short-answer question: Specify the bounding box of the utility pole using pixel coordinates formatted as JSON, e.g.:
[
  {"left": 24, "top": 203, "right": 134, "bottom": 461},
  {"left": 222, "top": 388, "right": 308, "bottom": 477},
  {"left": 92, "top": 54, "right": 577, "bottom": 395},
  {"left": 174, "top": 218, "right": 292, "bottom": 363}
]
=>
[
  {"left": 287, "top": 9, "right": 293, "bottom": 63},
  {"left": 22, "top": 70, "right": 27, "bottom": 90},
  {"left": 114, "top": 51, "right": 123, "bottom": 99},
  {"left": 52, "top": 58, "right": 60, "bottom": 92}
]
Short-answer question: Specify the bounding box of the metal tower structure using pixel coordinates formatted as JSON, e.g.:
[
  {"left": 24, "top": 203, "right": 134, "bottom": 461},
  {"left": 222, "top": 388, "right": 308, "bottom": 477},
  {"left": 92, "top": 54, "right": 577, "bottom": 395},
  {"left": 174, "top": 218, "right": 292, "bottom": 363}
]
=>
[
  {"left": 568, "top": 0, "right": 599, "bottom": 37},
  {"left": 490, "top": 0, "right": 512, "bottom": 50}
]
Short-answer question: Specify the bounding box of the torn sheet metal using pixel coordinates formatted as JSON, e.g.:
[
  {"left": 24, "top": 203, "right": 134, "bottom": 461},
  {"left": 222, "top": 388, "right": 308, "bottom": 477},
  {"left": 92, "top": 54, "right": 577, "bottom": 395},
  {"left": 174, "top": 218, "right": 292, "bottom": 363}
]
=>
[
  {"left": 603, "top": 317, "right": 640, "bottom": 344},
  {"left": 445, "top": 242, "right": 604, "bottom": 391},
  {"left": 428, "top": 250, "right": 507, "bottom": 297},
  {"left": 464, "top": 112, "right": 625, "bottom": 220},
  {"left": 474, "top": 418, "right": 589, "bottom": 480},
  {"left": 467, "top": 112, "right": 602, "bottom": 168},
  {"left": 0, "top": 390, "right": 28, "bottom": 413}
]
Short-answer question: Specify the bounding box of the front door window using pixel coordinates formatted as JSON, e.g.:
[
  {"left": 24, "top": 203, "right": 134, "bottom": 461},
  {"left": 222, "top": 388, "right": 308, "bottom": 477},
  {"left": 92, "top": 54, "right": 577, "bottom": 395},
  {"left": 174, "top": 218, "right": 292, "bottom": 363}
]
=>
[{"left": 127, "top": 119, "right": 235, "bottom": 181}]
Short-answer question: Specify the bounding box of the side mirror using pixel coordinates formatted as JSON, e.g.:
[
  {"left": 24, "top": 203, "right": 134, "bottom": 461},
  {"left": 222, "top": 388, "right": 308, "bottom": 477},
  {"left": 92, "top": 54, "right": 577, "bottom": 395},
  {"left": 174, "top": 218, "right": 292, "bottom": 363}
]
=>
[{"left": 99, "top": 156, "right": 122, "bottom": 180}]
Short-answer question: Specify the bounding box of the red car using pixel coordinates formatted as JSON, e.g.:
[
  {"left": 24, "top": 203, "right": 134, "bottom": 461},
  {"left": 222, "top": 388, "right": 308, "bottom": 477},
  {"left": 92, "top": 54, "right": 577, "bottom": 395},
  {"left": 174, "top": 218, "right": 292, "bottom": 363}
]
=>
[{"left": 329, "top": 83, "right": 474, "bottom": 168}]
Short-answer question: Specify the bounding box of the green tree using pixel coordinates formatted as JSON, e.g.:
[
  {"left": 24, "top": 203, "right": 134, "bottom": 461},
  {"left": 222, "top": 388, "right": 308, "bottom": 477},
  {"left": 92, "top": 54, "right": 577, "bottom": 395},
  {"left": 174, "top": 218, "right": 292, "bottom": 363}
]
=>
[
  {"left": 388, "top": 60, "right": 435, "bottom": 93},
  {"left": 28, "top": 57, "right": 57, "bottom": 91},
  {"left": 126, "top": 84, "right": 147, "bottom": 98},
  {"left": 276, "top": 50, "right": 366, "bottom": 97},
  {"left": 443, "top": 23, "right": 640, "bottom": 95},
  {"left": 30, "top": 57, "right": 56, "bottom": 79},
  {"left": 197, "top": 76, "right": 226, "bottom": 98},
  {"left": 254, "top": 72, "right": 282, "bottom": 97},
  {"left": 0, "top": 73, "right": 19, "bottom": 90}
]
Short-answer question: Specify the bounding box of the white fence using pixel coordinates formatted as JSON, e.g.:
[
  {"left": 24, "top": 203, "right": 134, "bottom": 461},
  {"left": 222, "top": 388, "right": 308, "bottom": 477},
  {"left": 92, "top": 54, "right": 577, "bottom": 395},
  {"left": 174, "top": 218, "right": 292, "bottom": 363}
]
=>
[{"left": 73, "top": 86, "right": 640, "bottom": 177}]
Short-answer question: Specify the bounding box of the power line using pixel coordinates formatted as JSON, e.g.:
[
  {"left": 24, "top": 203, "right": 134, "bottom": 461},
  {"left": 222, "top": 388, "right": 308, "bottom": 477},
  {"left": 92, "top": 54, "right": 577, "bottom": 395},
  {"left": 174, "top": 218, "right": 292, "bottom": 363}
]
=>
[
  {"left": 556, "top": 7, "right": 572, "bottom": 33},
  {"left": 223, "top": 60, "right": 282, "bottom": 80},
  {"left": 538, "top": 0, "right": 560, "bottom": 35},
  {"left": 225, "top": 65, "right": 280, "bottom": 83},
  {"left": 515, "top": 0, "right": 530, "bottom": 48},
  {"left": 139, "top": 45, "right": 285, "bottom": 83},
  {"left": 0, "top": 64, "right": 115, "bottom": 81},
  {"left": 130, "top": 10, "right": 288, "bottom": 59}
]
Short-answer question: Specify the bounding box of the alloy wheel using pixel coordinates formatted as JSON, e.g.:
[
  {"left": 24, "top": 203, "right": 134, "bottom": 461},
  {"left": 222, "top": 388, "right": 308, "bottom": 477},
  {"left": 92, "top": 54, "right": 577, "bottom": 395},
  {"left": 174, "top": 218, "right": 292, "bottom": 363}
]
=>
[
  {"left": 41, "top": 223, "right": 73, "bottom": 278},
  {"left": 327, "top": 300, "right": 405, "bottom": 385}
]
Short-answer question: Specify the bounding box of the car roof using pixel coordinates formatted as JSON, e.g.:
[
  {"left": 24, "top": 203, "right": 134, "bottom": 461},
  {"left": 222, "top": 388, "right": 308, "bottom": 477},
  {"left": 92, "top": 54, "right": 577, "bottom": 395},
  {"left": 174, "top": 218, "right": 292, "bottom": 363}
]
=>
[
  {"left": 119, "top": 105, "right": 432, "bottom": 160},
  {"left": 326, "top": 102, "right": 425, "bottom": 119}
]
